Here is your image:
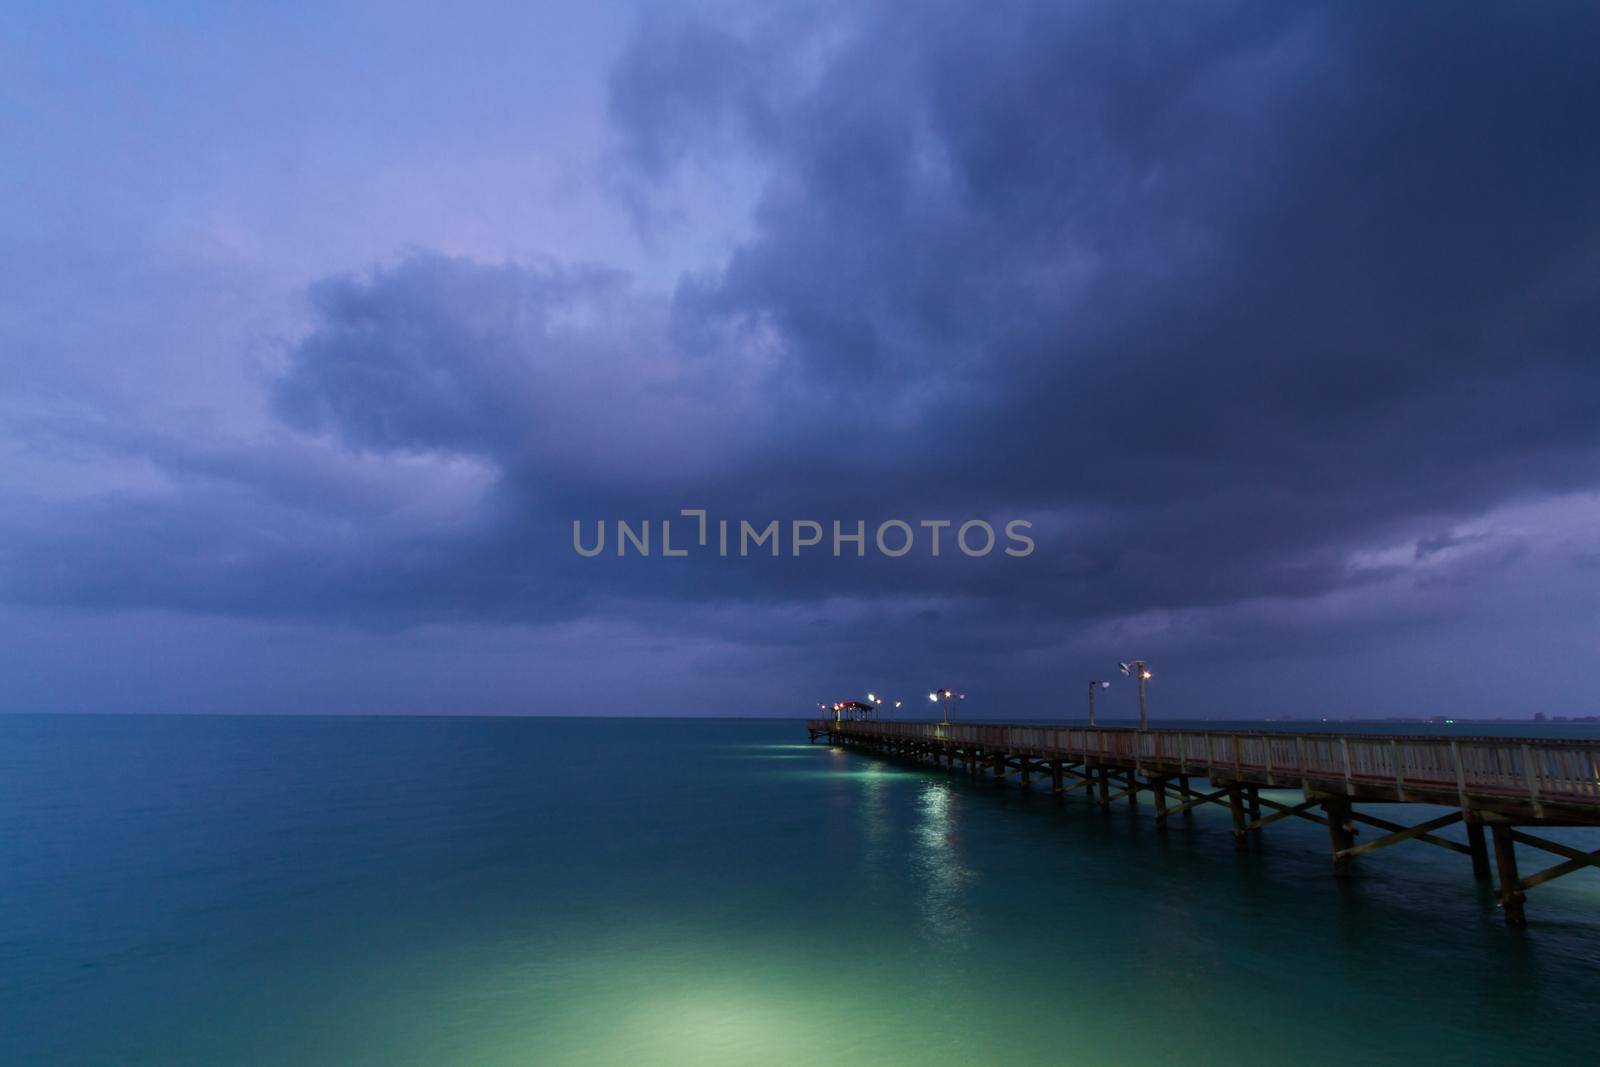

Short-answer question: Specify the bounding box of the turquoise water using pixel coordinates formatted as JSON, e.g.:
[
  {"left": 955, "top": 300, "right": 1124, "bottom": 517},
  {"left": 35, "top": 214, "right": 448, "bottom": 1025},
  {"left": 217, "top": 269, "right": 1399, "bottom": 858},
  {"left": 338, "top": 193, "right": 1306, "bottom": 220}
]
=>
[{"left": 3, "top": 715, "right": 1599, "bottom": 1065}]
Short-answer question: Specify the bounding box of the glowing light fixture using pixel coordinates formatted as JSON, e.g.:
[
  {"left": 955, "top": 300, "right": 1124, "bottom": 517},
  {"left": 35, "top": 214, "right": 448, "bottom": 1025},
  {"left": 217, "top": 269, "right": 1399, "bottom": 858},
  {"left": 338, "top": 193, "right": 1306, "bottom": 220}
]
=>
[{"left": 928, "top": 687, "right": 964, "bottom": 724}]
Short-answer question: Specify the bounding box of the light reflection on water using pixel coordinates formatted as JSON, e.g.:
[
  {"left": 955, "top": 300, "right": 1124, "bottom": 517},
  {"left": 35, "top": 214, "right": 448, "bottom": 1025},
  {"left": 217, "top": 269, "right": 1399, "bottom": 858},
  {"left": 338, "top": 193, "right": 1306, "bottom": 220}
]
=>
[
  {"left": 856, "top": 762, "right": 893, "bottom": 892},
  {"left": 914, "top": 782, "right": 974, "bottom": 950}
]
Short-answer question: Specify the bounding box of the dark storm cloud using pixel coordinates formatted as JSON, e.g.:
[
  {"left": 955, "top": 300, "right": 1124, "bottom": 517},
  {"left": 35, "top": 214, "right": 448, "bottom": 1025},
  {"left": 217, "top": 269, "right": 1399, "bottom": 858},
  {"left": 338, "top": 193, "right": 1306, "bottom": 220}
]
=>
[
  {"left": 8, "top": 1, "right": 1600, "bottom": 713},
  {"left": 287, "top": 2, "right": 1600, "bottom": 612},
  {"left": 611, "top": 1, "right": 1600, "bottom": 607}
]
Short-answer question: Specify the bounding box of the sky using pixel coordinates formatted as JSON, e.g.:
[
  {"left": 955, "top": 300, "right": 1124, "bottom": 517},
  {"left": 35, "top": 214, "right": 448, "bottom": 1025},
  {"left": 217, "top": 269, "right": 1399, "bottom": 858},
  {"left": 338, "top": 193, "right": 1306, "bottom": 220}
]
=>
[{"left": 3, "top": 1, "right": 1599, "bottom": 719}]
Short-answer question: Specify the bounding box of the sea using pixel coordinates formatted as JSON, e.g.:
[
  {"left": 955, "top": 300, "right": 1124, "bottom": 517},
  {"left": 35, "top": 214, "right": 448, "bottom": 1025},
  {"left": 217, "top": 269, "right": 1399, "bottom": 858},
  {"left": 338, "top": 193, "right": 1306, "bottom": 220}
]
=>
[{"left": 3, "top": 714, "right": 1598, "bottom": 1065}]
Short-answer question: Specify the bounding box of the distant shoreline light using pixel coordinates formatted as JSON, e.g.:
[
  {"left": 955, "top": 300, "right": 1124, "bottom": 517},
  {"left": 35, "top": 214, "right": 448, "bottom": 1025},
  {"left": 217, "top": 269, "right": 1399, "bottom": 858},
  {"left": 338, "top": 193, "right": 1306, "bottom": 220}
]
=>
[{"left": 572, "top": 511, "right": 1035, "bottom": 559}]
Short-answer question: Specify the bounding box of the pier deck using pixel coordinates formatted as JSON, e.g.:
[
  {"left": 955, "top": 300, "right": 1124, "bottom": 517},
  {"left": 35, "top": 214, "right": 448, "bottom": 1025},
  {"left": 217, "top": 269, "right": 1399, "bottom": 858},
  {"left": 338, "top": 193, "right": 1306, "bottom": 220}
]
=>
[{"left": 807, "top": 719, "right": 1600, "bottom": 926}]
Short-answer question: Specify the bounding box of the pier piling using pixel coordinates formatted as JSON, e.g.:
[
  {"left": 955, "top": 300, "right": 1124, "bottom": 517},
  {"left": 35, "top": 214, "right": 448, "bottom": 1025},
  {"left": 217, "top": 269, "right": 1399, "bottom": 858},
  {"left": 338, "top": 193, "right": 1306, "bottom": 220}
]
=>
[
  {"left": 1466, "top": 813, "right": 1491, "bottom": 880},
  {"left": 1491, "top": 824, "right": 1527, "bottom": 926},
  {"left": 1229, "top": 787, "right": 1248, "bottom": 851},
  {"left": 1325, "top": 799, "right": 1355, "bottom": 878}
]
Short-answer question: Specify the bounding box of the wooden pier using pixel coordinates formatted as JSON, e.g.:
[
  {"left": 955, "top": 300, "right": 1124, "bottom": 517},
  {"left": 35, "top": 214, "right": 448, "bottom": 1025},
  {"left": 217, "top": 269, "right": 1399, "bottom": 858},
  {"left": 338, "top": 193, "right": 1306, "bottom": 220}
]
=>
[{"left": 806, "top": 719, "right": 1600, "bottom": 926}]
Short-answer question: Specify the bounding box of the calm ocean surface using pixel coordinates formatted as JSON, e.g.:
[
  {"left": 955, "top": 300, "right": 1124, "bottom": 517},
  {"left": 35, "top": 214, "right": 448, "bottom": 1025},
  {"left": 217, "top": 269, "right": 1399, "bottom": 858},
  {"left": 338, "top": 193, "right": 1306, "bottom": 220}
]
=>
[{"left": 3, "top": 714, "right": 1599, "bottom": 1065}]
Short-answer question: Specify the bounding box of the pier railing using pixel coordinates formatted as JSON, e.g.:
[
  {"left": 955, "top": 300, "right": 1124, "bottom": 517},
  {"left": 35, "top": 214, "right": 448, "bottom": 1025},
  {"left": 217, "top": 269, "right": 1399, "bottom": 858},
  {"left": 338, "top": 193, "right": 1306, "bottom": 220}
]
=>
[{"left": 806, "top": 720, "right": 1600, "bottom": 810}]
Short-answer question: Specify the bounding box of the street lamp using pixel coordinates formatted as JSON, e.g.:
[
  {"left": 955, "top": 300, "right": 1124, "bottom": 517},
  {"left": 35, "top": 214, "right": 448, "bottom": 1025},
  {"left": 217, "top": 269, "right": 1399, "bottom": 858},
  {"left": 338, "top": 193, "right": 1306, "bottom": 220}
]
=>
[
  {"left": 1088, "top": 679, "right": 1110, "bottom": 726},
  {"left": 1119, "top": 661, "right": 1152, "bottom": 729},
  {"left": 866, "top": 693, "right": 903, "bottom": 720},
  {"left": 927, "top": 687, "right": 964, "bottom": 725}
]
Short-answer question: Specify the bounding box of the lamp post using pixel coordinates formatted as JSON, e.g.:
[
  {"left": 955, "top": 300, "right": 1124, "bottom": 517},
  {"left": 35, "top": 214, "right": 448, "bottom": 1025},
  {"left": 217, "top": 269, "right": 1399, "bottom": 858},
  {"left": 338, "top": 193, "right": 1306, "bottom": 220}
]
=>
[
  {"left": 1088, "top": 679, "right": 1110, "bottom": 725},
  {"left": 866, "top": 693, "right": 903, "bottom": 721},
  {"left": 1119, "top": 661, "right": 1152, "bottom": 729},
  {"left": 927, "top": 687, "right": 963, "bottom": 725}
]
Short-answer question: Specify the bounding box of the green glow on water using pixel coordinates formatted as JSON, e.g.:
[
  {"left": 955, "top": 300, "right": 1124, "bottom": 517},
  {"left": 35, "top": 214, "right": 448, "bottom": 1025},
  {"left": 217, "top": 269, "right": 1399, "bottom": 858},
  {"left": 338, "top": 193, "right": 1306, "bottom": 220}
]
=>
[{"left": 2, "top": 715, "right": 1598, "bottom": 1064}]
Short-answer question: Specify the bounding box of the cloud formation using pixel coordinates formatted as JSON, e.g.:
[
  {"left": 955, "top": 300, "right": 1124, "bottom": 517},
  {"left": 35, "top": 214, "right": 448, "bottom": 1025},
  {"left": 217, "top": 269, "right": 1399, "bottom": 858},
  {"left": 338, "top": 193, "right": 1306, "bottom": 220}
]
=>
[{"left": 5, "top": 1, "right": 1600, "bottom": 715}]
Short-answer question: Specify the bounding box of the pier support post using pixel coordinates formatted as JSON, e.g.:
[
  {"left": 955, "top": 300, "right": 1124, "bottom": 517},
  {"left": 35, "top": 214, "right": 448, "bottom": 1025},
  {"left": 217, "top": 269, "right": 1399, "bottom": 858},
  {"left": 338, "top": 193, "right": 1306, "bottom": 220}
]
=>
[
  {"left": 1491, "top": 824, "right": 1526, "bottom": 927},
  {"left": 1465, "top": 812, "right": 1491, "bottom": 881},
  {"left": 1051, "top": 760, "right": 1063, "bottom": 802},
  {"left": 1179, "top": 775, "right": 1193, "bottom": 821},
  {"left": 1228, "top": 787, "right": 1248, "bottom": 851},
  {"left": 993, "top": 751, "right": 1006, "bottom": 782},
  {"left": 1247, "top": 787, "right": 1262, "bottom": 842},
  {"left": 1324, "top": 799, "right": 1355, "bottom": 878},
  {"left": 1127, "top": 771, "right": 1139, "bottom": 809},
  {"left": 1021, "top": 758, "right": 1032, "bottom": 789},
  {"left": 1153, "top": 776, "right": 1168, "bottom": 830}
]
